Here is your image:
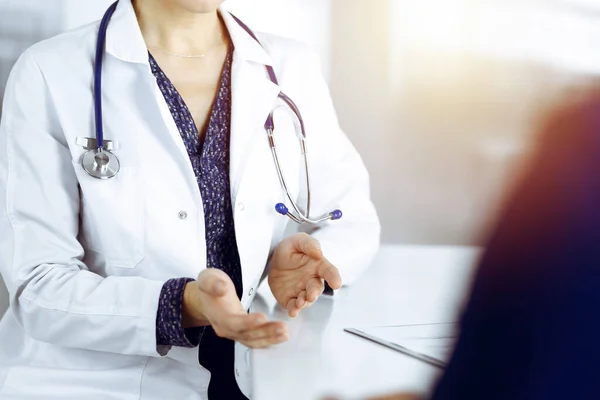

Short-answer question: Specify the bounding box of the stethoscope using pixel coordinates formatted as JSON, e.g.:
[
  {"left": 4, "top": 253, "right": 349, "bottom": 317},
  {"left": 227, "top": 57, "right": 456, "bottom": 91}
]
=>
[{"left": 82, "top": 1, "right": 342, "bottom": 225}]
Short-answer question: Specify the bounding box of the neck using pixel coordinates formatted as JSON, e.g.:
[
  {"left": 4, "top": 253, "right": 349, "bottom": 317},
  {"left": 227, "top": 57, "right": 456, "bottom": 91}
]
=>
[{"left": 133, "top": 0, "right": 226, "bottom": 55}]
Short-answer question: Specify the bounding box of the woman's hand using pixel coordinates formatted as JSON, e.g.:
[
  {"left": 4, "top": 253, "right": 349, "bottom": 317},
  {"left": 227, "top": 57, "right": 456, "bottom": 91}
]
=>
[
  {"left": 182, "top": 268, "right": 288, "bottom": 348},
  {"left": 269, "top": 233, "right": 343, "bottom": 317}
]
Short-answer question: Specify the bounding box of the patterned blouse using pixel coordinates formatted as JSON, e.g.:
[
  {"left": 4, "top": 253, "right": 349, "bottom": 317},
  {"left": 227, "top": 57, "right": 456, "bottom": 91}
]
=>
[{"left": 151, "top": 46, "right": 243, "bottom": 345}]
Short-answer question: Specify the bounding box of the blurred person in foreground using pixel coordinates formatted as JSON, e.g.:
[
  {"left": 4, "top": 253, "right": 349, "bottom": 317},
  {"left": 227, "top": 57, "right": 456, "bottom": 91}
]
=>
[{"left": 361, "top": 89, "right": 600, "bottom": 400}]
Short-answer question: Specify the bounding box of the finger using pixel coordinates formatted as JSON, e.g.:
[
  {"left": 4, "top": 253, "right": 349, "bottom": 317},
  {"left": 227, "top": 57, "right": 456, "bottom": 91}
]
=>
[
  {"left": 237, "top": 324, "right": 289, "bottom": 342},
  {"left": 197, "top": 268, "right": 231, "bottom": 297},
  {"left": 239, "top": 321, "right": 287, "bottom": 342},
  {"left": 286, "top": 298, "right": 301, "bottom": 318},
  {"left": 217, "top": 313, "right": 267, "bottom": 337},
  {"left": 306, "top": 278, "right": 324, "bottom": 303},
  {"left": 295, "top": 233, "right": 323, "bottom": 260},
  {"left": 296, "top": 291, "right": 307, "bottom": 309},
  {"left": 242, "top": 331, "right": 289, "bottom": 349},
  {"left": 289, "top": 307, "right": 301, "bottom": 318},
  {"left": 318, "top": 260, "right": 342, "bottom": 290},
  {"left": 286, "top": 298, "right": 296, "bottom": 311}
]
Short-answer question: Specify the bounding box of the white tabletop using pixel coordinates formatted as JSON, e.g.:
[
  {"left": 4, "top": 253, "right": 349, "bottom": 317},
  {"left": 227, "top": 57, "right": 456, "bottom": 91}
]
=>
[{"left": 250, "top": 245, "right": 481, "bottom": 400}]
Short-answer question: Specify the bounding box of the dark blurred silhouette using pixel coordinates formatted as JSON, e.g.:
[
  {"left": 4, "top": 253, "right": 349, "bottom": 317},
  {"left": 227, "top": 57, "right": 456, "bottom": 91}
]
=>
[
  {"left": 364, "top": 89, "right": 600, "bottom": 400},
  {"left": 431, "top": 89, "right": 600, "bottom": 400}
]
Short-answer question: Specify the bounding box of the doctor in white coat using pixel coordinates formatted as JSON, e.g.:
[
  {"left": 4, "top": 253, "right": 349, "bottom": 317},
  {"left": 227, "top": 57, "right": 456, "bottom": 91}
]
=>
[{"left": 0, "top": 0, "right": 380, "bottom": 399}]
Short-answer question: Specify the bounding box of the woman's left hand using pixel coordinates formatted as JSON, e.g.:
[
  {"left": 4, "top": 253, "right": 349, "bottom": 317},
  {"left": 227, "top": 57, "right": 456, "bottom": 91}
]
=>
[{"left": 269, "top": 233, "right": 342, "bottom": 317}]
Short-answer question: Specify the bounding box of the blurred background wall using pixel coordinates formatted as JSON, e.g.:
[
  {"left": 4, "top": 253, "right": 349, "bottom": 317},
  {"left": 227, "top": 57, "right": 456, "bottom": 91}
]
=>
[{"left": 1, "top": 0, "right": 600, "bottom": 313}]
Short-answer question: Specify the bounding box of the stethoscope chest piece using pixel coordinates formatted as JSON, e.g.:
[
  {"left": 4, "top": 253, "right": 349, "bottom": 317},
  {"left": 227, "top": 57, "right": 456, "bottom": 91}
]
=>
[{"left": 81, "top": 148, "right": 120, "bottom": 179}]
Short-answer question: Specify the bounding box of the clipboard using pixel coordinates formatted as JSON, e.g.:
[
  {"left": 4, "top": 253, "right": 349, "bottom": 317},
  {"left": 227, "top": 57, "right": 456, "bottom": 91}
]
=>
[{"left": 344, "top": 322, "right": 459, "bottom": 369}]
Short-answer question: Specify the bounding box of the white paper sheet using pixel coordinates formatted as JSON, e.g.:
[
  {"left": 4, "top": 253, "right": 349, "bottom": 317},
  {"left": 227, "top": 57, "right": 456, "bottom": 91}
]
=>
[{"left": 345, "top": 322, "right": 459, "bottom": 368}]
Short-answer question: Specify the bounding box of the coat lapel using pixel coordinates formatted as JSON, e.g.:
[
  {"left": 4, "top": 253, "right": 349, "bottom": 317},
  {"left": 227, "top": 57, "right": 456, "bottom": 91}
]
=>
[
  {"left": 106, "top": 1, "right": 283, "bottom": 217},
  {"left": 105, "top": 0, "right": 201, "bottom": 196},
  {"left": 228, "top": 60, "right": 281, "bottom": 204},
  {"left": 221, "top": 10, "right": 282, "bottom": 205}
]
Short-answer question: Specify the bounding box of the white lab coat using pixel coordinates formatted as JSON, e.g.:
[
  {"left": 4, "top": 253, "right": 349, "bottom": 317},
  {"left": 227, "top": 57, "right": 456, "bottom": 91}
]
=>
[{"left": 0, "top": 1, "right": 380, "bottom": 399}]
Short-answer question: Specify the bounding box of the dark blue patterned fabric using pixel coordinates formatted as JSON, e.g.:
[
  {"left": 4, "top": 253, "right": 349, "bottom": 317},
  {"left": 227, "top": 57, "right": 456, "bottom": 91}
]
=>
[
  {"left": 152, "top": 47, "right": 244, "bottom": 349},
  {"left": 156, "top": 277, "right": 203, "bottom": 348},
  {"left": 151, "top": 48, "right": 243, "bottom": 296}
]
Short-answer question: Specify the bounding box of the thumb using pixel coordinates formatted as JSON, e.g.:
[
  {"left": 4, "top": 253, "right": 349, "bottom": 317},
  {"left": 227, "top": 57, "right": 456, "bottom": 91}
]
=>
[
  {"left": 294, "top": 233, "right": 323, "bottom": 260},
  {"left": 197, "top": 268, "right": 231, "bottom": 297}
]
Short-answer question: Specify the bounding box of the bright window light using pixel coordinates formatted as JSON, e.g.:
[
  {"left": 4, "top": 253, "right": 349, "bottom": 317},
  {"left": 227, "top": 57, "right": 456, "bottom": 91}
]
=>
[
  {"left": 472, "top": 1, "right": 600, "bottom": 74},
  {"left": 390, "top": 0, "right": 600, "bottom": 75},
  {"left": 390, "top": 0, "right": 470, "bottom": 54}
]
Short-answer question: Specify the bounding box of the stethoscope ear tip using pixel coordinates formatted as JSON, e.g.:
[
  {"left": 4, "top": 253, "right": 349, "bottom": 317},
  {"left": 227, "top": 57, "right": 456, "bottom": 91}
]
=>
[
  {"left": 330, "top": 210, "right": 343, "bottom": 220},
  {"left": 275, "top": 203, "right": 289, "bottom": 216}
]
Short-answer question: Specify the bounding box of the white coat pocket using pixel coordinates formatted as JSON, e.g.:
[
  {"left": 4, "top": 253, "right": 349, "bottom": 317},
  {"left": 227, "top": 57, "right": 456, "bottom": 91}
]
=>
[{"left": 71, "top": 161, "right": 145, "bottom": 269}]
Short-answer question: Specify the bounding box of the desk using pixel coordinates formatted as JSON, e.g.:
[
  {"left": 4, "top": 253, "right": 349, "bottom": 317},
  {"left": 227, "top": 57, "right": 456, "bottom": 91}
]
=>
[{"left": 250, "top": 245, "right": 480, "bottom": 400}]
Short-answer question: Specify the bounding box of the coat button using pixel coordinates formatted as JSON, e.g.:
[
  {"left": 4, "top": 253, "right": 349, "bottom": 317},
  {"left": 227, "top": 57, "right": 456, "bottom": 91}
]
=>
[
  {"left": 248, "top": 288, "right": 254, "bottom": 296},
  {"left": 178, "top": 211, "right": 188, "bottom": 220},
  {"left": 237, "top": 202, "right": 245, "bottom": 211},
  {"left": 235, "top": 368, "right": 240, "bottom": 377}
]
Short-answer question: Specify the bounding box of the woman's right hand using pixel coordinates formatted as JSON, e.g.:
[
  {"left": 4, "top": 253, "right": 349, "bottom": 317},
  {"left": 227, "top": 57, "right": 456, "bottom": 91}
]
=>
[{"left": 182, "top": 268, "right": 289, "bottom": 348}]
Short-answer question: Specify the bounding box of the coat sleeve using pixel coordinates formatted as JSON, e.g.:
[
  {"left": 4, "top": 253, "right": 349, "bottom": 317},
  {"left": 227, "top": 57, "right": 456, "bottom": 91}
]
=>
[
  {"left": 291, "top": 46, "right": 381, "bottom": 286},
  {"left": 0, "top": 50, "right": 165, "bottom": 357}
]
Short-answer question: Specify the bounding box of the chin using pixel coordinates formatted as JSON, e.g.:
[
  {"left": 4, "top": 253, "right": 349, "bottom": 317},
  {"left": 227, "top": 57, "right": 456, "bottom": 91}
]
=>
[{"left": 174, "top": 0, "right": 225, "bottom": 13}]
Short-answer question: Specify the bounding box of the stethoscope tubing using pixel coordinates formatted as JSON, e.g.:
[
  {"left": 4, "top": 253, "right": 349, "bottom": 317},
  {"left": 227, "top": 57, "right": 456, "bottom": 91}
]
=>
[{"left": 87, "top": 1, "right": 342, "bottom": 225}]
